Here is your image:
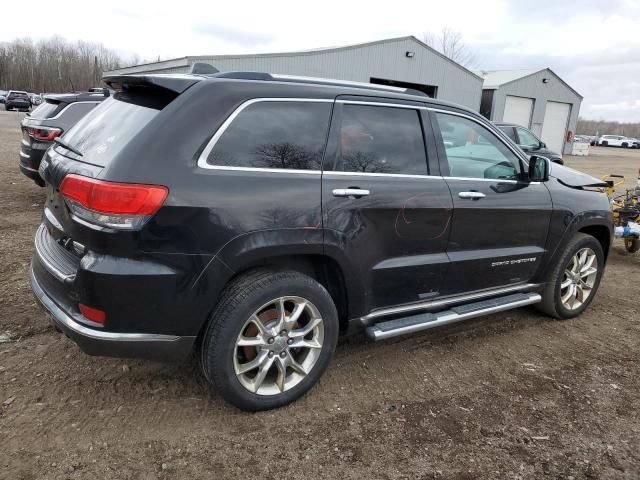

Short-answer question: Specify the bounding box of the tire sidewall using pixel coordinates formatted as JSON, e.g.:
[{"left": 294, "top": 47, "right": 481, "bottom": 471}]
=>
[
  {"left": 552, "top": 236, "right": 604, "bottom": 319},
  {"left": 206, "top": 273, "right": 338, "bottom": 411}
]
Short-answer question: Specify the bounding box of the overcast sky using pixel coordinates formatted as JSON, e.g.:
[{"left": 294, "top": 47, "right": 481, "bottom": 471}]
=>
[{"left": 5, "top": 0, "right": 639, "bottom": 121}]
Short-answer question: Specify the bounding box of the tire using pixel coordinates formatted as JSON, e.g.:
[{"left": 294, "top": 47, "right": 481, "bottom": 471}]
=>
[
  {"left": 622, "top": 143, "right": 628, "bottom": 148},
  {"left": 625, "top": 238, "right": 640, "bottom": 253},
  {"left": 200, "top": 269, "right": 339, "bottom": 411},
  {"left": 536, "top": 233, "right": 605, "bottom": 319},
  {"left": 601, "top": 141, "right": 608, "bottom": 146}
]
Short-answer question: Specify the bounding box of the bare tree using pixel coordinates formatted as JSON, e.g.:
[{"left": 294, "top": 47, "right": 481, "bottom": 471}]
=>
[
  {"left": 423, "top": 27, "right": 477, "bottom": 68},
  {"left": 0, "top": 36, "right": 143, "bottom": 94},
  {"left": 577, "top": 118, "right": 640, "bottom": 138}
]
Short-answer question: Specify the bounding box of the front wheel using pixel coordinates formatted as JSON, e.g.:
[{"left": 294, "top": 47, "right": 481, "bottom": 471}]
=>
[
  {"left": 201, "top": 269, "right": 339, "bottom": 411},
  {"left": 537, "top": 233, "right": 605, "bottom": 319}
]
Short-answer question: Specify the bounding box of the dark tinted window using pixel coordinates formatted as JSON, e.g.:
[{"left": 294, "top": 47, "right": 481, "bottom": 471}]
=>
[
  {"left": 498, "top": 125, "right": 517, "bottom": 142},
  {"left": 207, "top": 101, "right": 332, "bottom": 170},
  {"left": 63, "top": 102, "right": 100, "bottom": 122},
  {"left": 9, "top": 92, "right": 29, "bottom": 99},
  {"left": 333, "top": 104, "right": 427, "bottom": 175},
  {"left": 59, "top": 91, "right": 170, "bottom": 166},
  {"left": 435, "top": 112, "right": 521, "bottom": 180}
]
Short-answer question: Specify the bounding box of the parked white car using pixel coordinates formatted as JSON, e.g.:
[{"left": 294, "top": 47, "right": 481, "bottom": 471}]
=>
[{"left": 597, "top": 135, "right": 635, "bottom": 148}]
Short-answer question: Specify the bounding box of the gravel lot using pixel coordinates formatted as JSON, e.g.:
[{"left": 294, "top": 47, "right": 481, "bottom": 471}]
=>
[{"left": 1, "top": 109, "right": 639, "bottom": 479}]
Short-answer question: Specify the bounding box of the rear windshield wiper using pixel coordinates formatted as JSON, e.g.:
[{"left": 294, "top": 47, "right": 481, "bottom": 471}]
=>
[{"left": 54, "top": 137, "right": 83, "bottom": 157}]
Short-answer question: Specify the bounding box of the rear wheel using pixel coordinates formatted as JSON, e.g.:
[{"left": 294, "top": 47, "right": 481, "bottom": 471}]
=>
[
  {"left": 622, "top": 142, "right": 629, "bottom": 148},
  {"left": 601, "top": 141, "right": 608, "bottom": 146},
  {"left": 537, "top": 233, "right": 604, "bottom": 319},
  {"left": 201, "top": 269, "right": 338, "bottom": 411}
]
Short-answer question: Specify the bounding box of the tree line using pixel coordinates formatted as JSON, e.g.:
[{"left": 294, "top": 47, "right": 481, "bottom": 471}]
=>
[
  {"left": 577, "top": 118, "right": 640, "bottom": 138},
  {"left": 0, "top": 36, "right": 140, "bottom": 94}
]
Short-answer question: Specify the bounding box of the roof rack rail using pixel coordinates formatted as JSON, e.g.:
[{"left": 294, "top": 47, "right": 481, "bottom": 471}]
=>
[{"left": 205, "top": 71, "right": 428, "bottom": 97}]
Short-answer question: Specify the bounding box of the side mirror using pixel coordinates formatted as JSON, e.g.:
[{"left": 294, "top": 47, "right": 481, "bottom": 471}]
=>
[
  {"left": 540, "top": 141, "right": 546, "bottom": 148},
  {"left": 528, "top": 155, "right": 550, "bottom": 182}
]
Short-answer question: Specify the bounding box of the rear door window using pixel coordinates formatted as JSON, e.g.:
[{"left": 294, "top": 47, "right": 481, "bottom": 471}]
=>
[
  {"left": 330, "top": 104, "right": 427, "bottom": 175},
  {"left": 58, "top": 91, "right": 170, "bottom": 167},
  {"left": 205, "top": 100, "right": 332, "bottom": 170}
]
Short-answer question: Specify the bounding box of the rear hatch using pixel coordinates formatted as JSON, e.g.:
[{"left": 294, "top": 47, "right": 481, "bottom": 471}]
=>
[
  {"left": 8, "top": 92, "right": 30, "bottom": 104},
  {"left": 21, "top": 97, "right": 72, "bottom": 158},
  {"left": 39, "top": 77, "right": 195, "bottom": 256}
]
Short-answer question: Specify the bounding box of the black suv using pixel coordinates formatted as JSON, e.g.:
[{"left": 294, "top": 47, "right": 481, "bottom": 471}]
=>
[
  {"left": 19, "top": 91, "right": 109, "bottom": 185},
  {"left": 495, "top": 122, "right": 564, "bottom": 165},
  {"left": 30, "top": 72, "right": 613, "bottom": 411},
  {"left": 5, "top": 90, "right": 31, "bottom": 111}
]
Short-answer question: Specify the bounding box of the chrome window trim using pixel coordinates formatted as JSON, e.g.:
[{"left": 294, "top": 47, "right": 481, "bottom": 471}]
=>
[
  {"left": 336, "top": 99, "right": 427, "bottom": 110},
  {"left": 196, "top": 98, "right": 532, "bottom": 182},
  {"left": 200, "top": 165, "right": 322, "bottom": 175},
  {"left": 197, "top": 97, "right": 334, "bottom": 171},
  {"left": 444, "top": 176, "right": 518, "bottom": 184},
  {"left": 325, "top": 171, "right": 435, "bottom": 180}
]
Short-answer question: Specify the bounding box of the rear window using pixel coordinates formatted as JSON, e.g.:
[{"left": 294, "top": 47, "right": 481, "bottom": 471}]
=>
[
  {"left": 30, "top": 101, "right": 64, "bottom": 119},
  {"left": 9, "top": 92, "right": 28, "bottom": 99},
  {"left": 58, "top": 91, "right": 170, "bottom": 167},
  {"left": 206, "top": 100, "right": 332, "bottom": 170}
]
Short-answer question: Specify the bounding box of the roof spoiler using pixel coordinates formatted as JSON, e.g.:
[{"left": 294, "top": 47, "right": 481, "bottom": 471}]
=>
[{"left": 102, "top": 74, "right": 202, "bottom": 94}]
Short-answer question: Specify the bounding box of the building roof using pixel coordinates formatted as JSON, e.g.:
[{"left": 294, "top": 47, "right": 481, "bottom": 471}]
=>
[
  {"left": 474, "top": 69, "right": 541, "bottom": 88},
  {"left": 105, "top": 36, "right": 482, "bottom": 80},
  {"left": 475, "top": 68, "right": 583, "bottom": 98}
]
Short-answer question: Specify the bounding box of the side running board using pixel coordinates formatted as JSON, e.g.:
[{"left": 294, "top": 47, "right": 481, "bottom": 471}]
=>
[{"left": 366, "top": 292, "right": 541, "bottom": 341}]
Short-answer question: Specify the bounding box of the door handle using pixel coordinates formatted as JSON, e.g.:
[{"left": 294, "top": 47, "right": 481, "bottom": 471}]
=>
[
  {"left": 332, "top": 188, "right": 370, "bottom": 198},
  {"left": 458, "top": 191, "right": 486, "bottom": 200}
]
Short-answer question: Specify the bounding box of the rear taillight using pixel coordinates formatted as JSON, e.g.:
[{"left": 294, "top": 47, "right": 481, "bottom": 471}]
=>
[
  {"left": 25, "top": 126, "right": 62, "bottom": 142},
  {"left": 60, "top": 174, "right": 168, "bottom": 230}
]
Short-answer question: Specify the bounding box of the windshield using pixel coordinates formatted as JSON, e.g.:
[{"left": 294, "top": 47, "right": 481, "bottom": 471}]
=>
[{"left": 58, "top": 91, "right": 169, "bottom": 167}]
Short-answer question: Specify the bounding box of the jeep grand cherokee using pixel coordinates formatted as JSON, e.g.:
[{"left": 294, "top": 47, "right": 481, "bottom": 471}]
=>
[{"left": 30, "top": 71, "right": 613, "bottom": 411}]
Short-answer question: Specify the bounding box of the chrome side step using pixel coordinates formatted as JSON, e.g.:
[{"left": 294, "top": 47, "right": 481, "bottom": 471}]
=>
[{"left": 365, "top": 292, "right": 541, "bottom": 341}]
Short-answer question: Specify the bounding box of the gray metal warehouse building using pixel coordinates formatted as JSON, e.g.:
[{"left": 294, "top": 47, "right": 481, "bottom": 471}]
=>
[
  {"left": 477, "top": 69, "right": 583, "bottom": 155},
  {"left": 105, "top": 36, "right": 484, "bottom": 110}
]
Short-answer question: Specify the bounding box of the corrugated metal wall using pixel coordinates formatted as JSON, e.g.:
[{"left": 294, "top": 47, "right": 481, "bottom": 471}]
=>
[
  {"left": 191, "top": 38, "right": 482, "bottom": 109},
  {"left": 488, "top": 69, "right": 582, "bottom": 154},
  {"left": 106, "top": 38, "right": 483, "bottom": 110}
]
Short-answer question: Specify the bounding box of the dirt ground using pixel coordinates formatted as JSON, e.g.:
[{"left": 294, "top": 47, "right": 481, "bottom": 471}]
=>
[{"left": 1, "top": 109, "right": 639, "bottom": 480}]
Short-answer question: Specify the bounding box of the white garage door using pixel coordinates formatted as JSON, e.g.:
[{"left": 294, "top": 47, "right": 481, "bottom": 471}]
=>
[
  {"left": 541, "top": 102, "right": 571, "bottom": 154},
  {"left": 503, "top": 96, "right": 534, "bottom": 128}
]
